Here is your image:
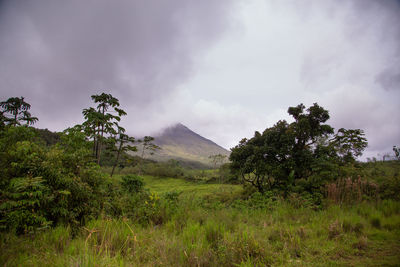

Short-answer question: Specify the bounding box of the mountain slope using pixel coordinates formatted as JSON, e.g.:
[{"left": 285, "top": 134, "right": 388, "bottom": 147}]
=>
[{"left": 139, "top": 123, "right": 230, "bottom": 167}]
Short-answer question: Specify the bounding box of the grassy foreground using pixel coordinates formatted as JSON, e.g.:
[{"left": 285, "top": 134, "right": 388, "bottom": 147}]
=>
[{"left": 1, "top": 176, "right": 400, "bottom": 267}]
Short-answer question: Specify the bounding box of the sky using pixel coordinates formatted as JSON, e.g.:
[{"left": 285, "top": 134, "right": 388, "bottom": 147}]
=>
[{"left": 0, "top": 0, "right": 399, "bottom": 160}]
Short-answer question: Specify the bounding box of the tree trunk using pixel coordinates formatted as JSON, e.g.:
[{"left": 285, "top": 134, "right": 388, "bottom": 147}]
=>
[
  {"left": 97, "top": 106, "right": 105, "bottom": 165},
  {"left": 13, "top": 111, "right": 18, "bottom": 126},
  {"left": 92, "top": 125, "right": 97, "bottom": 158},
  {"left": 95, "top": 122, "right": 100, "bottom": 160},
  {"left": 138, "top": 145, "right": 146, "bottom": 175},
  {"left": 111, "top": 140, "right": 123, "bottom": 177}
]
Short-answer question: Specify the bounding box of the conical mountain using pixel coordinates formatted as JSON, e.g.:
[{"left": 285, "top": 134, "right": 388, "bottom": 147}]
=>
[{"left": 141, "top": 123, "right": 230, "bottom": 167}]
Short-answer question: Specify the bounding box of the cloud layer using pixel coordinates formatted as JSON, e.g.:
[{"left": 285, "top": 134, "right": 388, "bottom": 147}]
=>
[
  {"left": 0, "top": 0, "right": 399, "bottom": 159},
  {"left": 172, "top": 0, "right": 400, "bottom": 158},
  {"left": 0, "top": 0, "right": 237, "bottom": 129}
]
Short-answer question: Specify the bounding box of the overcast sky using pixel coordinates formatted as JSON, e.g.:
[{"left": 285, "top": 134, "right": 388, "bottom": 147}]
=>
[{"left": 1, "top": 0, "right": 399, "bottom": 159}]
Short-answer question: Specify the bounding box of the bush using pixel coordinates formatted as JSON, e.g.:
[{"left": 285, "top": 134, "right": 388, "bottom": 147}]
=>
[
  {"left": 0, "top": 177, "right": 51, "bottom": 234},
  {"left": 121, "top": 175, "right": 144, "bottom": 193},
  {"left": 138, "top": 161, "right": 185, "bottom": 178},
  {"left": 0, "top": 126, "right": 106, "bottom": 233}
]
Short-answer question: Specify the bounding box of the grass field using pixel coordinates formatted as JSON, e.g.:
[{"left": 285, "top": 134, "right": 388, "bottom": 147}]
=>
[
  {"left": 140, "top": 175, "right": 242, "bottom": 196},
  {"left": 1, "top": 175, "right": 400, "bottom": 266}
]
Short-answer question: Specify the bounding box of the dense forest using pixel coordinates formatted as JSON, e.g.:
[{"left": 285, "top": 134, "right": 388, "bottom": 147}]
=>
[{"left": 1, "top": 95, "right": 399, "bottom": 266}]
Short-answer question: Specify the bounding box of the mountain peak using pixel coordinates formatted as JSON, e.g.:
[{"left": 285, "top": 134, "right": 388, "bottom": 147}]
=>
[
  {"left": 146, "top": 123, "right": 230, "bottom": 166},
  {"left": 159, "top": 123, "right": 190, "bottom": 135}
]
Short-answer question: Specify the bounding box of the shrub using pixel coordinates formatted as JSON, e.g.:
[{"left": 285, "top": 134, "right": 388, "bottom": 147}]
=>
[
  {"left": 0, "top": 176, "right": 51, "bottom": 234},
  {"left": 120, "top": 175, "right": 144, "bottom": 193},
  {"left": 0, "top": 126, "right": 106, "bottom": 233}
]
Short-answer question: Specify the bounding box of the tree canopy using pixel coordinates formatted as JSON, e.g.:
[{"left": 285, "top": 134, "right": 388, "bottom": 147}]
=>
[
  {"left": 82, "top": 93, "right": 127, "bottom": 164},
  {"left": 230, "top": 103, "right": 368, "bottom": 194},
  {"left": 0, "top": 97, "right": 38, "bottom": 127}
]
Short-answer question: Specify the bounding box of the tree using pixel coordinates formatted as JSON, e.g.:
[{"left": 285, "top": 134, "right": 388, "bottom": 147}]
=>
[
  {"left": 137, "top": 136, "right": 160, "bottom": 175},
  {"left": 230, "top": 120, "right": 297, "bottom": 193},
  {"left": 230, "top": 103, "right": 368, "bottom": 194},
  {"left": 0, "top": 111, "right": 6, "bottom": 129},
  {"left": 110, "top": 129, "right": 137, "bottom": 177},
  {"left": 138, "top": 136, "right": 160, "bottom": 158},
  {"left": 82, "top": 93, "right": 126, "bottom": 164},
  {"left": 0, "top": 97, "right": 38, "bottom": 126},
  {"left": 287, "top": 103, "right": 334, "bottom": 179},
  {"left": 393, "top": 146, "right": 400, "bottom": 160},
  {"left": 330, "top": 128, "right": 368, "bottom": 164}
]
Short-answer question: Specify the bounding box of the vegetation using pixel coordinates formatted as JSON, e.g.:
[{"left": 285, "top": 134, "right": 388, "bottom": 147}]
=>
[
  {"left": 1, "top": 176, "right": 399, "bottom": 266},
  {"left": 109, "top": 132, "right": 137, "bottom": 177},
  {"left": 1, "top": 96, "right": 399, "bottom": 266},
  {"left": 0, "top": 96, "right": 38, "bottom": 127},
  {"left": 230, "top": 103, "right": 367, "bottom": 194},
  {"left": 136, "top": 136, "right": 161, "bottom": 175},
  {"left": 82, "top": 93, "right": 127, "bottom": 164},
  {"left": 394, "top": 145, "right": 400, "bottom": 160}
]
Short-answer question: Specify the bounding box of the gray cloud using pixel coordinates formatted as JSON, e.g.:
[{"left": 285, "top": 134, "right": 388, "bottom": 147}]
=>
[
  {"left": 1, "top": 0, "right": 399, "bottom": 159},
  {"left": 376, "top": 70, "right": 400, "bottom": 91},
  {"left": 0, "top": 0, "right": 237, "bottom": 130},
  {"left": 168, "top": 0, "right": 400, "bottom": 157}
]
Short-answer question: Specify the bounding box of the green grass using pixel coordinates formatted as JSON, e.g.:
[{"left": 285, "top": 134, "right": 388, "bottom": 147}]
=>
[
  {"left": 1, "top": 175, "right": 400, "bottom": 266},
  {"left": 141, "top": 175, "right": 241, "bottom": 196}
]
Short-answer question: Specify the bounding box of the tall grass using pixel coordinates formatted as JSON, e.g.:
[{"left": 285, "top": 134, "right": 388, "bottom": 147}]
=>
[
  {"left": 2, "top": 194, "right": 400, "bottom": 266},
  {"left": 325, "top": 176, "right": 379, "bottom": 204}
]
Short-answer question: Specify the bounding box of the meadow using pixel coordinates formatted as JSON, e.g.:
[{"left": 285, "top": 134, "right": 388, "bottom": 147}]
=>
[
  {"left": 1, "top": 98, "right": 399, "bottom": 266},
  {"left": 1, "top": 173, "right": 399, "bottom": 267}
]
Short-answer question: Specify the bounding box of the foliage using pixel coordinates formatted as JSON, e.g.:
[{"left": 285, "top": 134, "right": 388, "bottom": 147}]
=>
[
  {"left": 331, "top": 128, "right": 368, "bottom": 164},
  {"left": 0, "top": 96, "right": 38, "bottom": 127},
  {"left": 230, "top": 103, "right": 368, "bottom": 194},
  {"left": 0, "top": 176, "right": 51, "bottom": 234},
  {"left": 360, "top": 160, "right": 400, "bottom": 200},
  {"left": 218, "top": 163, "right": 239, "bottom": 184},
  {"left": 393, "top": 145, "right": 400, "bottom": 160},
  {"left": 109, "top": 132, "right": 136, "bottom": 177},
  {"left": 2, "top": 194, "right": 400, "bottom": 266},
  {"left": 136, "top": 136, "right": 161, "bottom": 174},
  {"left": 141, "top": 160, "right": 185, "bottom": 178},
  {"left": 2, "top": 95, "right": 400, "bottom": 266},
  {"left": 120, "top": 175, "right": 144, "bottom": 193},
  {"left": 0, "top": 125, "right": 106, "bottom": 233},
  {"left": 34, "top": 128, "right": 61, "bottom": 146},
  {"left": 82, "top": 93, "right": 127, "bottom": 164}
]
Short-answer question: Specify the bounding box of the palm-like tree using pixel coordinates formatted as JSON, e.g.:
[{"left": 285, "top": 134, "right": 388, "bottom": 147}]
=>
[
  {"left": 82, "top": 93, "right": 127, "bottom": 164},
  {"left": 110, "top": 127, "right": 137, "bottom": 177},
  {"left": 0, "top": 97, "right": 38, "bottom": 126}
]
